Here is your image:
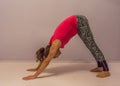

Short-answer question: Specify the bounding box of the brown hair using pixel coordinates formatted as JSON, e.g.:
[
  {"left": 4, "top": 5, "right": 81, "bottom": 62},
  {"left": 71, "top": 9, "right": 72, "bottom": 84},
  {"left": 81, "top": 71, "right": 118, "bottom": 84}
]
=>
[{"left": 36, "top": 45, "right": 51, "bottom": 62}]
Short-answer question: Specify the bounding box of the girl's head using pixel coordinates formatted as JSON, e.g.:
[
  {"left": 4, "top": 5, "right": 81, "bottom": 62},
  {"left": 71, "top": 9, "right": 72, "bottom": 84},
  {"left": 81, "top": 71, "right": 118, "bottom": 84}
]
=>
[{"left": 36, "top": 45, "right": 61, "bottom": 62}]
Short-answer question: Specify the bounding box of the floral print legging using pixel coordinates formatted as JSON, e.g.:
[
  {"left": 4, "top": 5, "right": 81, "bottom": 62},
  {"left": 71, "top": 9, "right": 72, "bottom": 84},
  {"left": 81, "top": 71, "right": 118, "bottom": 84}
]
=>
[{"left": 76, "top": 15, "right": 105, "bottom": 62}]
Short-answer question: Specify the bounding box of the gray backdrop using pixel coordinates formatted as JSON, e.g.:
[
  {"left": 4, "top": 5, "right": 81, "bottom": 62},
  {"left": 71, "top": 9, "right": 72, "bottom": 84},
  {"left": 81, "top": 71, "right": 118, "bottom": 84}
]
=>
[{"left": 0, "top": 0, "right": 120, "bottom": 61}]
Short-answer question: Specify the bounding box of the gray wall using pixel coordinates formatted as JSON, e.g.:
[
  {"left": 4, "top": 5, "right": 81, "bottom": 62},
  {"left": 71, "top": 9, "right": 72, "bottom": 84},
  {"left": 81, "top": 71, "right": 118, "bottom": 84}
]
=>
[{"left": 0, "top": 0, "right": 120, "bottom": 61}]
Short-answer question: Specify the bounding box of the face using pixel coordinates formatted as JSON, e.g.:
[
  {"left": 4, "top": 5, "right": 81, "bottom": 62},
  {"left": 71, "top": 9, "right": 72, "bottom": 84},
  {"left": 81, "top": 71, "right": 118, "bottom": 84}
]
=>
[{"left": 54, "top": 49, "right": 61, "bottom": 58}]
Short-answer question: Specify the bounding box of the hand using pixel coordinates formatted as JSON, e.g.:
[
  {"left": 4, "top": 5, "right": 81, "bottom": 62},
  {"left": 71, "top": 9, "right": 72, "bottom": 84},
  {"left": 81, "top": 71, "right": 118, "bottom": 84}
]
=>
[
  {"left": 27, "top": 68, "right": 37, "bottom": 72},
  {"left": 22, "top": 75, "right": 37, "bottom": 80}
]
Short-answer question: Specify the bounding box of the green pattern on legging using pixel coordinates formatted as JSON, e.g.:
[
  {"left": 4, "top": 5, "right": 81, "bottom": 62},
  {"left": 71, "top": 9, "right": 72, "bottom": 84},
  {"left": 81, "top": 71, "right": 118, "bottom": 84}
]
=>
[{"left": 76, "top": 15, "right": 105, "bottom": 61}]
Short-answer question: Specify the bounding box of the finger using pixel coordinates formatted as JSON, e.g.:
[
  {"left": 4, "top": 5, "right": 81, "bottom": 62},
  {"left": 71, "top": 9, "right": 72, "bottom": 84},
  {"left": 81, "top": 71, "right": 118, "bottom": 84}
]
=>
[
  {"left": 27, "top": 69, "right": 36, "bottom": 71},
  {"left": 27, "top": 69, "right": 33, "bottom": 71},
  {"left": 22, "top": 77, "right": 29, "bottom": 80},
  {"left": 22, "top": 75, "right": 37, "bottom": 80},
  {"left": 22, "top": 77, "right": 33, "bottom": 80}
]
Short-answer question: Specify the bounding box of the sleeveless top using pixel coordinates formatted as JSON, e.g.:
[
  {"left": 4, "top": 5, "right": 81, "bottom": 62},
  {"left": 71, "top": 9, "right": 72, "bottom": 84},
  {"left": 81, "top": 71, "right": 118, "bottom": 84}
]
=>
[{"left": 49, "top": 15, "right": 78, "bottom": 48}]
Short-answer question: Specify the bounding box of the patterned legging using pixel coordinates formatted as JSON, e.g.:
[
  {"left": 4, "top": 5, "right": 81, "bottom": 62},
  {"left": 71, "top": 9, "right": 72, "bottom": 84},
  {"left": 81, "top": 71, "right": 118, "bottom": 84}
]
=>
[{"left": 76, "top": 15, "right": 105, "bottom": 61}]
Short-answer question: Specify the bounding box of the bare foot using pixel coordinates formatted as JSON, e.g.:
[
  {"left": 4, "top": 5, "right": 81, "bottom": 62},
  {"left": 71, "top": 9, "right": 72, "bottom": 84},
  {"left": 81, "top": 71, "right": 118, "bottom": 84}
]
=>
[
  {"left": 96, "top": 71, "right": 110, "bottom": 78},
  {"left": 90, "top": 67, "right": 103, "bottom": 72}
]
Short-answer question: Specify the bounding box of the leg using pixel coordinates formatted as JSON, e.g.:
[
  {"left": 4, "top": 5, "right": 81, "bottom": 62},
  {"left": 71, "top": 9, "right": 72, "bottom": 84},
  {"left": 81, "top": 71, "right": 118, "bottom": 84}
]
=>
[{"left": 76, "top": 15, "right": 110, "bottom": 78}]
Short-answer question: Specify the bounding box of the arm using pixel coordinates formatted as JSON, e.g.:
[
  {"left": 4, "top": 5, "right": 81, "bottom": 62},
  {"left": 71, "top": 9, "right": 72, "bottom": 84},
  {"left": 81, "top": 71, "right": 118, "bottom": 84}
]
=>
[{"left": 22, "top": 39, "right": 61, "bottom": 80}]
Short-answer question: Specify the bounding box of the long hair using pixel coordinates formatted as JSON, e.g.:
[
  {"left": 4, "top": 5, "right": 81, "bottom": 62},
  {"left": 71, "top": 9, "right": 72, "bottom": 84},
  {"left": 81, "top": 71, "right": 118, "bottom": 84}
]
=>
[{"left": 36, "top": 45, "right": 51, "bottom": 62}]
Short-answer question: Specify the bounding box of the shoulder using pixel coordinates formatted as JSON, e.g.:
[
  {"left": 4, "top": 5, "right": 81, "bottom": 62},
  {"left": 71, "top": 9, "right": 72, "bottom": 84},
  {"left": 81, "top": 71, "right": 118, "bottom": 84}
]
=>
[{"left": 52, "top": 39, "right": 62, "bottom": 48}]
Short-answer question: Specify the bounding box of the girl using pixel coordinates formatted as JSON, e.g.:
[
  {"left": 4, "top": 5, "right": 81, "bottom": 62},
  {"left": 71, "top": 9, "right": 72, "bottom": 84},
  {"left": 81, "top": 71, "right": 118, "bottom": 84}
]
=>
[{"left": 23, "top": 15, "right": 110, "bottom": 80}]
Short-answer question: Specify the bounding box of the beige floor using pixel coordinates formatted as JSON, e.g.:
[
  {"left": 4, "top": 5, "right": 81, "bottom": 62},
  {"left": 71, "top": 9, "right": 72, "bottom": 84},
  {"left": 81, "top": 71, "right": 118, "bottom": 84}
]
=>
[{"left": 0, "top": 60, "right": 119, "bottom": 86}]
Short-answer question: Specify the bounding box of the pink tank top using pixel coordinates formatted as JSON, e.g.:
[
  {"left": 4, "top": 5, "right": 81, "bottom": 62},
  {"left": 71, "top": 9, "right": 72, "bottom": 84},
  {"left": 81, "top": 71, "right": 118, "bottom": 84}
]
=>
[{"left": 49, "top": 15, "right": 78, "bottom": 48}]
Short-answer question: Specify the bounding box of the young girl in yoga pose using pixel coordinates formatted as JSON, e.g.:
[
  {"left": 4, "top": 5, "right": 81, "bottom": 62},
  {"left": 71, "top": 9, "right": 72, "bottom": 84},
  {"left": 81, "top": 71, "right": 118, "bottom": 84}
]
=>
[{"left": 23, "top": 15, "right": 110, "bottom": 80}]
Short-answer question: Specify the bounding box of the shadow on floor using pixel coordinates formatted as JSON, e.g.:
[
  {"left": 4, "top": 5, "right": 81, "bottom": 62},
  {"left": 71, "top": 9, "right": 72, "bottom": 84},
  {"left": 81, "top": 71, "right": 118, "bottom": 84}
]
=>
[{"left": 38, "top": 62, "right": 95, "bottom": 78}]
